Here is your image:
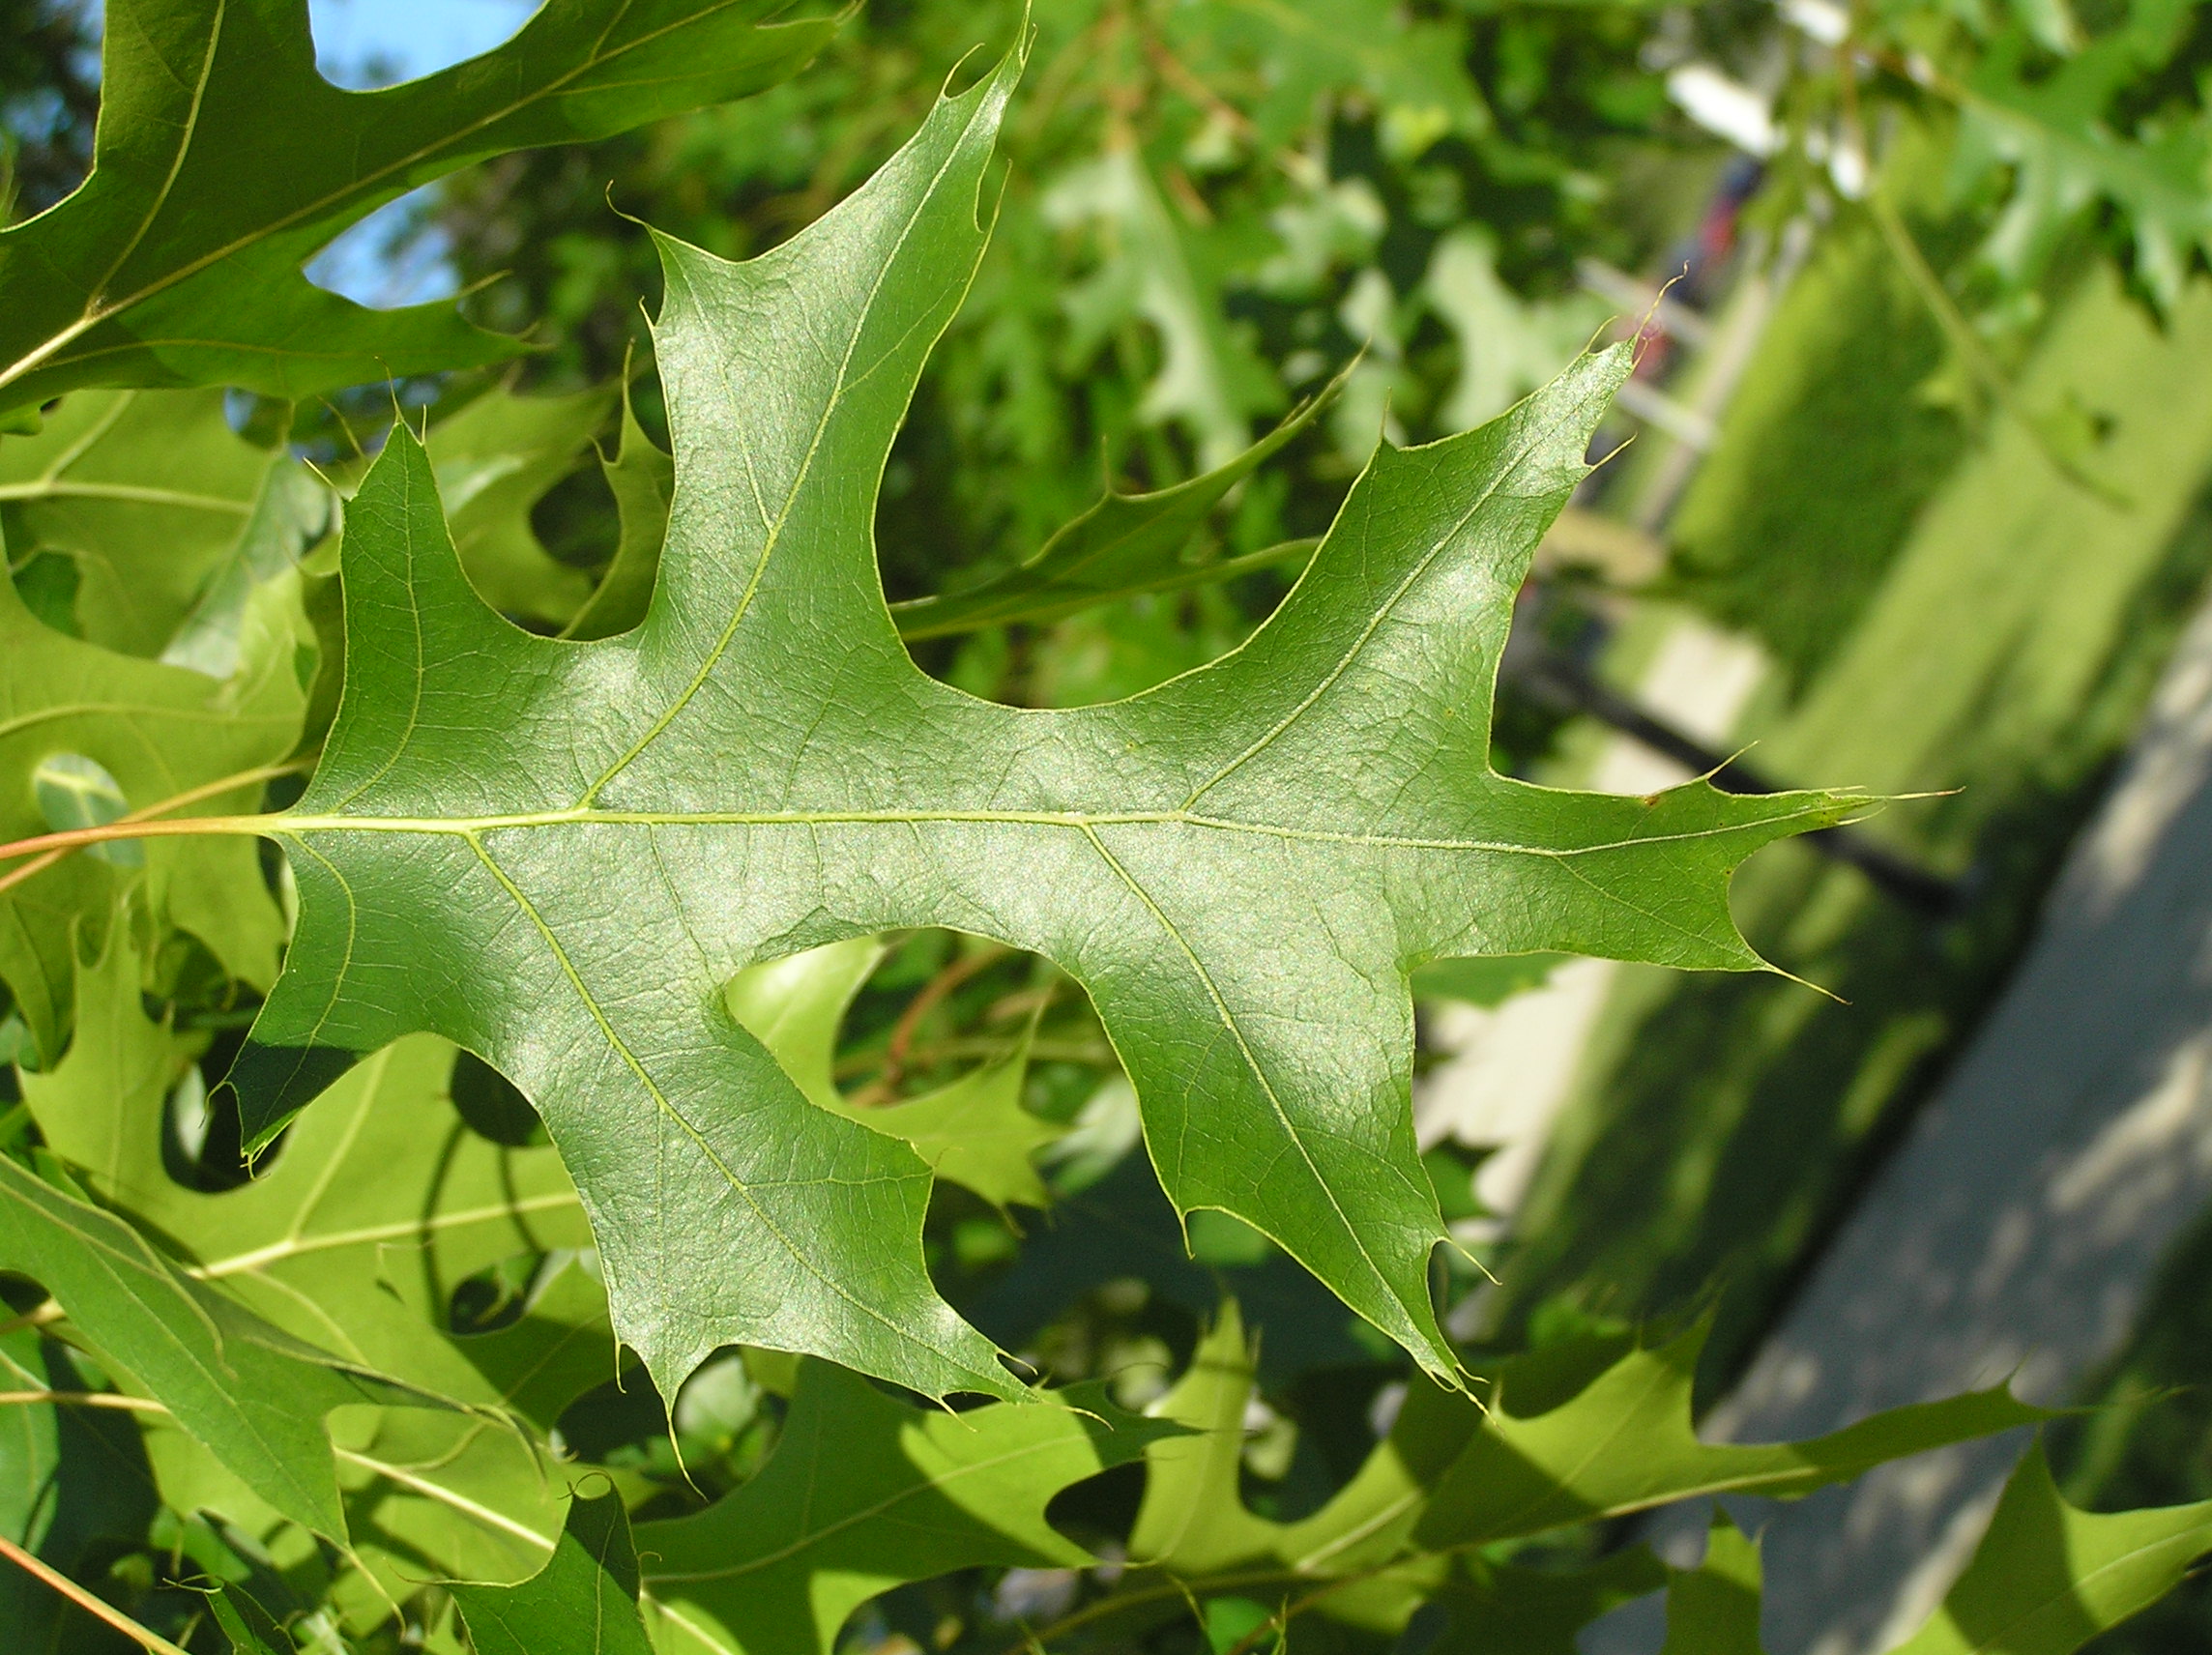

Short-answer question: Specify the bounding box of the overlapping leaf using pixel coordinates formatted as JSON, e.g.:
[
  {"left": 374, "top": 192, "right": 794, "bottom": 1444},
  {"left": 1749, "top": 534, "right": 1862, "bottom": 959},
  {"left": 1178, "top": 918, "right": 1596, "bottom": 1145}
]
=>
[
  {"left": 0, "top": 387, "right": 321, "bottom": 660},
  {"left": 1631, "top": 1447, "right": 2212, "bottom": 1655},
  {"left": 721, "top": 935, "right": 1061, "bottom": 1209},
  {"left": 1886, "top": 1444, "right": 2212, "bottom": 1655},
  {"left": 225, "top": 44, "right": 1860, "bottom": 1408},
  {"left": 0, "top": 566, "right": 308, "bottom": 1062},
  {"left": 0, "top": 1151, "right": 464, "bottom": 1542},
  {"left": 452, "top": 1486, "right": 655, "bottom": 1655},
  {"left": 888, "top": 386, "right": 1326, "bottom": 641},
  {"left": 1108, "top": 1306, "right": 2042, "bottom": 1643},
  {"left": 18, "top": 920, "right": 605, "bottom": 1591},
  {"left": 1658, "top": 1514, "right": 1764, "bottom": 1655},
  {"left": 636, "top": 1360, "right": 1172, "bottom": 1655},
  {"left": 0, "top": 0, "right": 838, "bottom": 420},
  {"left": 424, "top": 383, "right": 615, "bottom": 626}
]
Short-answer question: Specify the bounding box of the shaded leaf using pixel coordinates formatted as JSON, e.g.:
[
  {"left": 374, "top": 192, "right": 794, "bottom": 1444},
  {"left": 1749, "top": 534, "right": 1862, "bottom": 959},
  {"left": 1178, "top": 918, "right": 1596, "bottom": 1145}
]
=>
[
  {"left": 1660, "top": 1513, "right": 1765, "bottom": 1655},
  {"left": 0, "top": 388, "right": 315, "bottom": 659},
  {"left": 562, "top": 378, "right": 677, "bottom": 642},
  {"left": 0, "top": 1150, "right": 464, "bottom": 1540},
  {"left": 0, "top": 0, "right": 838, "bottom": 418},
  {"left": 637, "top": 1359, "right": 1175, "bottom": 1655},
  {"left": 229, "top": 45, "right": 1856, "bottom": 1410},
  {"left": 1413, "top": 1324, "right": 2047, "bottom": 1548},
  {"left": 1110, "top": 1313, "right": 2039, "bottom": 1643},
  {"left": 1428, "top": 1549, "right": 1668, "bottom": 1655},
  {"left": 425, "top": 383, "right": 613, "bottom": 627},
  {"left": 19, "top": 931, "right": 602, "bottom": 1589},
  {"left": 954, "top": 1154, "right": 1382, "bottom": 1385},
  {"left": 0, "top": 569, "right": 306, "bottom": 1062},
  {"left": 207, "top": 1581, "right": 292, "bottom": 1654},
  {"left": 451, "top": 1485, "right": 655, "bottom": 1655},
  {"left": 888, "top": 385, "right": 1329, "bottom": 641}
]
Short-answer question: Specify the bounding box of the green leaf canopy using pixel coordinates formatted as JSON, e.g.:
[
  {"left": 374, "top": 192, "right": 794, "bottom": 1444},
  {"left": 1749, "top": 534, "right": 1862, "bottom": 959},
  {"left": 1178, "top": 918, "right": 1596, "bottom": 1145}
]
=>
[
  {"left": 0, "top": 0, "right": 837, "bottom": 421},
  {"left": 227, "top": 44, "right": 1857, "bottom": 1407}
]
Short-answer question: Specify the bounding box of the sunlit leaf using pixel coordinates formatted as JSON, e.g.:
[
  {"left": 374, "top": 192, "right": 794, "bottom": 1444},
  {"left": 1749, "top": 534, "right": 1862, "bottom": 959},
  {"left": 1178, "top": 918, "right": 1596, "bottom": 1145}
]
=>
[{"left": 225, "top": 45, "right": 1857, "bottom": 1407}]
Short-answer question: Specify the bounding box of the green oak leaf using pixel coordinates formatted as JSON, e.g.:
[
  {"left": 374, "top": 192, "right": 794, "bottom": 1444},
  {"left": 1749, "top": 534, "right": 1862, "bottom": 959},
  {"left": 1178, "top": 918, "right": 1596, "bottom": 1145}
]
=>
[
  {"left": 1884, "top": 1442, "right": 2212, "bottom": 1655},
  {"left": 425, "top": 382, "right": 614, "bottom": 627},
  {"left": 888, "top": 384, "right": 1330, "bottom": 641},
  {"left": 636, "top": 1359, "right": 1174, "bottom": 1655},
  {"left": 1959, "top": 0, "right": 2210, "bottom": 310},
  {"left": 451, "top": 1485, "right": 655, "bottom": 1655},
  {"left": 1115, "top": 1308, "right": 2041, "bottom": 1643},
  {"left": 1659, "top": 1513, "right": 1764, "bottom": 1655},
  {"left": 18, "top": 921, "right": 607, "bottom": 1591},
  {"left": 563, "top": 376, "right": 677, "bottom": 643},
  {"left": 224, "top": 45, "right": 1857, "bottom": 1408},
  {"left": 0, "top": 0, "right": 838, "bottom": 420},
  {"left": 0, "top": 1151, "right": 466, "bottom": 1542},
  {"left": 0, "top": 388, "right": 325, "bottom": 660},
  {"left": 207, "top": 1582, "right": 293, "bottom": 1655},
  {"left": 0, "top": 567, "right": 307, "bottom": 1062},
  {"left": 722, "top": 935, "right": 1061, "bottom": 1209},
  {"left": 569, "top": 371, "right": 1323, "bottom": 645},
  {"left": 1412, "top": 1322, "right": 2046, "bottom": 1549},
  {"left": 1044, "top": 145, "right": 1281, "bottom": 470}
]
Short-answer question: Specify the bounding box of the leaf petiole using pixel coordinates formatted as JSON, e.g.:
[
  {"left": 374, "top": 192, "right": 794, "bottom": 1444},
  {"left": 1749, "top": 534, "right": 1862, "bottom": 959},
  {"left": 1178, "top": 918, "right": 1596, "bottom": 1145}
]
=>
[
  {"left": 0, "top": 755, "right": 313, "bottom": 896},
  {"left": 0, "top": 813, "right": 282, "bottom": 895}
]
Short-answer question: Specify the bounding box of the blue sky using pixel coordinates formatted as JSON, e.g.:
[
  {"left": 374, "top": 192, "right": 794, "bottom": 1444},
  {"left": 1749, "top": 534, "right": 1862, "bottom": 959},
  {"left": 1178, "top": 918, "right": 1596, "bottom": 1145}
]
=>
[
  {"left": 308, "top": 0, "right": 541, "bottom": 89},
  {"left": 303, "top": 1, "right": 543, "bottom": 306}
]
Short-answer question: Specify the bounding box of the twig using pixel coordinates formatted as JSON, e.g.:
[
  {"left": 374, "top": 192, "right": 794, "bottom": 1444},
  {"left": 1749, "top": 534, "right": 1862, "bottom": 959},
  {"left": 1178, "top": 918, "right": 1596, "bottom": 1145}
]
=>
[
  {"left": 1862, "top": 189, "right": 2127, "bottom": 507},
  {"left": 0, "top": 812, "right": 276, "bottom": 895},
  {"left": 0, "top": 1532, "right": 192, "bottom": 1655},
  {"left": 879, "top": 944, "right": 1013, "bottom": 1088}
]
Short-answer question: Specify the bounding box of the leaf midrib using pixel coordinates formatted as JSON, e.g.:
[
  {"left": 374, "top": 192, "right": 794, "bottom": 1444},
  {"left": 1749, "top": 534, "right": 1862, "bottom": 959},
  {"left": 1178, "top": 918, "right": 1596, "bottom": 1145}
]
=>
[{"left": 270, "top": 803, "right": 1837, "bottom": 860}]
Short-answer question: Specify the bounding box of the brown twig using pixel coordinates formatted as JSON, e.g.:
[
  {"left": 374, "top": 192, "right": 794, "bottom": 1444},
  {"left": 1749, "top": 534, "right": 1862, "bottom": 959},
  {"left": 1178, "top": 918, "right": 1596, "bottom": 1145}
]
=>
[
  {"left": 879, "top": 944, "right": 1013, "bottom": 1088},
  {"left": 0, "top": 1532, "right": 192, "bottom": 1655}
]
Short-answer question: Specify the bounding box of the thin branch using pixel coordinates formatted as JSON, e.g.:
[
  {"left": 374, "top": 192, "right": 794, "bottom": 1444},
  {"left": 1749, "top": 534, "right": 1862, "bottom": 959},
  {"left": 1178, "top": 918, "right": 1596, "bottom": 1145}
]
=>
[
  {"left": 0, "top": 1532, "right": 193, "bottom": 1655},
  {"left": 879, "top": 944, "right": 1013, "bottom": 1088}
]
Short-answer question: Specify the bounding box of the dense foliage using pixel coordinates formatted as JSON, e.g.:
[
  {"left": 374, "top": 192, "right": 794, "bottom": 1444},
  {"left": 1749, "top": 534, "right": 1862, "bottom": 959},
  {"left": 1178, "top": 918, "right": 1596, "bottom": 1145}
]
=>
[{"left": 1, "top": 1, "right": 2210, "bottom": 1652}]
